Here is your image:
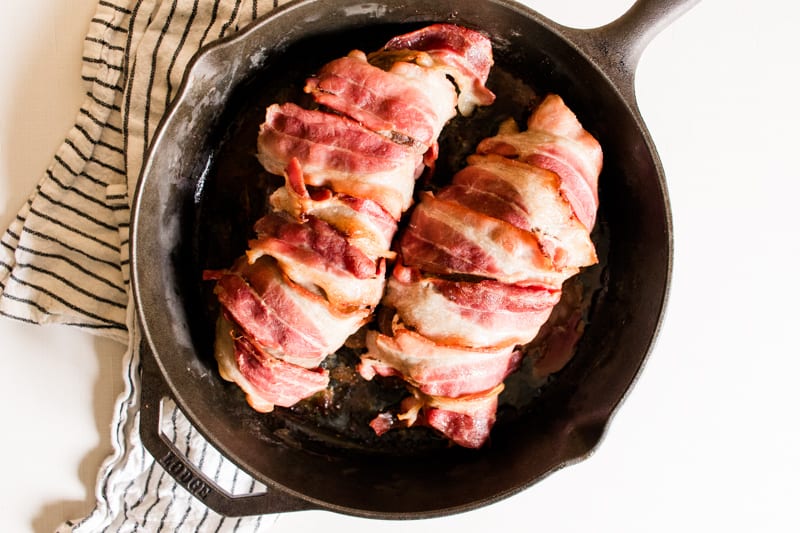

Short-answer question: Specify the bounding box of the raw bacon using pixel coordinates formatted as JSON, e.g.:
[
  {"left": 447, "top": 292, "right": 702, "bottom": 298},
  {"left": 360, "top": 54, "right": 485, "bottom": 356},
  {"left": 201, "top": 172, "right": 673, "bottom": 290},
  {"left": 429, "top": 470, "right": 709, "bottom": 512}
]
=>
[
  {"left": 359, "top": 328, "right": 521, "bottom": 397},
  {"left": 246, "top": 213, "right": 386, "bottom": 311},
  {"left": 215, "top": 316, "right": 330, "bottom": 413},
  {"left": 269, "top": 158, "right": 398, "bottom": 259},
  {"left": 381, "top": 23, "right": 496, "bottom": 115},
  {"left": 421, "top": 392, "right": 501, "bottom": 450},
  {"left": 257, "top": 102, "right": 423, "bottom": 220},
  {"left": 210, "top": 24, "right": 495, "bottom": 414},
  {"left": 476, "top": 94, "right": 602, "bottom": 230},
  {"left": 361, "top": 95, "right": 602, "bottom": 448},
  {"left": 214, "top": 257, "right": 369, "bottom": 368},
  {"left": 305, "top": 50, "right": 457, "bottom": 150},
  {"left": 384, "top": 263, "right": 561, "bottom": 349},
  {"left": 372, "top": 385, "right": 505, "bottom": 449},
  {"left": 442, "top": 154, "right": 596, "bottom": 269},
  {"left": 399, "top": 192, "right": 572, "bottom": 288}
]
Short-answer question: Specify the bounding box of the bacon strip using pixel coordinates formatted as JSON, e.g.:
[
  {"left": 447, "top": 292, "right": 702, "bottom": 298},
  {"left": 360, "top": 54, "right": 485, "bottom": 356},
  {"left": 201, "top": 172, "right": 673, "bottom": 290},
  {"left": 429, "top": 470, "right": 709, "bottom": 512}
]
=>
[
  {"left": 385, "top": 263, "right": 561, "bottom": 349},
  {"left": 214, "top": 257, "right": 369, "bottom": 368},
  {"left": 381, "top": 23, "right": 496, "bottom": 115},
  {"left": 399, "top": 192, "right": 572, "bottom": 288},
  {"left": 369, "top": 385, "right": 504, "bottom": 449},
  {"left": 359, "top": 328, "right": 521, "bottom": 397},
  {"left": 215, "top": 316, "right": 329, "bottom": 413},
  {"left": 443, "top": 154, "right": 596, "bottom": 268},
  {"left": 269, "top": 159, "right": 398, "bottom": 259},
  {"left": 247, "top": 213, "right": 386, "bottom": 311},
  {"left": 257, "top": 103, "right": 423, "bottom": 220},
  {"left": 420, "top": 391, "right": 501, "bottom": 449},
  {"left": 476, "top": 94, "right": 602, "bottom": 229},
  {"left": 305, "top": 50, "right": 457, "bottom": 150}
]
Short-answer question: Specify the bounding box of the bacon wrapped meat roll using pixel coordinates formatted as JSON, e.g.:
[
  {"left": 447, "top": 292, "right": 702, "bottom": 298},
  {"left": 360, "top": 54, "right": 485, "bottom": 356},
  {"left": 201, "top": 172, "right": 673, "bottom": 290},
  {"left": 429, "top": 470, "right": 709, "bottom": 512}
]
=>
[
  {"left": 209, "top": 24, "right": 495, "bottom": 413},
  {"left": 359, "top": 94, "right": 602, "bottom": 448}
]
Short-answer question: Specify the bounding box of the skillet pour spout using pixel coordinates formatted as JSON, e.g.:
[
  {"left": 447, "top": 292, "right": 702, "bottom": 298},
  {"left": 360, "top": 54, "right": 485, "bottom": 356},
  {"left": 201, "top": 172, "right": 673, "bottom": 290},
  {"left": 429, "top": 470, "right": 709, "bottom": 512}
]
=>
[{"left": 132, "top": 0, "right": 698, "bottom": 518}]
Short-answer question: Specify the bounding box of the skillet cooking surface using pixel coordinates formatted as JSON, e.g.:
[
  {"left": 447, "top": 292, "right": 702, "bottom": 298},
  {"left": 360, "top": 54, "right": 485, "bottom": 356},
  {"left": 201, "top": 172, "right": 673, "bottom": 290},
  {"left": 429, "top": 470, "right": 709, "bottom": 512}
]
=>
[
  {"left": 180, "top": 24, "right": 610, "bottom": 457},
  {"left": 133, "top": 0, "right": 674, "bottom": 513}
]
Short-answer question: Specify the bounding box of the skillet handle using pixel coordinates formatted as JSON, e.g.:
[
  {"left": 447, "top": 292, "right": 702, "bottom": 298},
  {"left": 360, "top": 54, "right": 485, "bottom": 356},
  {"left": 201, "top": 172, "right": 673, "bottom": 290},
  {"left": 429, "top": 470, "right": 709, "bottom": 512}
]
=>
[
  {"left": 561, "top": 0, "right": 700, "bottom": 103},
  {"left": 138, "top": 340, "right": 317, "bottom": 517}
]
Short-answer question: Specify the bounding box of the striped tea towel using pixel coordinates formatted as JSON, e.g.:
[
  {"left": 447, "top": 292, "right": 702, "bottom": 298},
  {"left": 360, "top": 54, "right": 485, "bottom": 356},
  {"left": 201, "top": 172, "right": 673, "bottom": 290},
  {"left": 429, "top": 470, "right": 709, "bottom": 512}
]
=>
[{"left": 0, "top": 1, "right": 293, "bottom": 531}]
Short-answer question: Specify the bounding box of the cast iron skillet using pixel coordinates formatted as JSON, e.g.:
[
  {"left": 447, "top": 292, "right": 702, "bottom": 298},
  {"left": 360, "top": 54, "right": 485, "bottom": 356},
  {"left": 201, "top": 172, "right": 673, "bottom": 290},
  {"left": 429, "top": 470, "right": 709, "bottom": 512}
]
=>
[{"left": 131, "top": 0, "right": 697, "bottom": 519}]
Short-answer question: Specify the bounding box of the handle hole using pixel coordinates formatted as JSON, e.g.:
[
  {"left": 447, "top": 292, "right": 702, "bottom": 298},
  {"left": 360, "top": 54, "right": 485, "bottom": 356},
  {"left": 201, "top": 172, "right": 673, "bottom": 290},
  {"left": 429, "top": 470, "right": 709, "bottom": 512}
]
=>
[{"left": 158, "top": 397, "right": 270, "bottom": 497}]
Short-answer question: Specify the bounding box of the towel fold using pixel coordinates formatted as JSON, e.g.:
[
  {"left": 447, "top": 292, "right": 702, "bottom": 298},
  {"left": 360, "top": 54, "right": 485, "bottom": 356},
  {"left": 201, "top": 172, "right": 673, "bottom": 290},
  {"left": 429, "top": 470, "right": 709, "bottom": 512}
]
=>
[{"left": 1, "top": 1, "right": 291, "bottom": 531}]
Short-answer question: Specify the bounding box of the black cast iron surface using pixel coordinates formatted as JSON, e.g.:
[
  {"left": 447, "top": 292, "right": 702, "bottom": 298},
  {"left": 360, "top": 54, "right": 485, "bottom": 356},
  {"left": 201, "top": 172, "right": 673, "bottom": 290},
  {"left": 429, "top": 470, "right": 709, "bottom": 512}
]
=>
[{"left": 131, "top": 0, "right": 696, "bottom": 518}]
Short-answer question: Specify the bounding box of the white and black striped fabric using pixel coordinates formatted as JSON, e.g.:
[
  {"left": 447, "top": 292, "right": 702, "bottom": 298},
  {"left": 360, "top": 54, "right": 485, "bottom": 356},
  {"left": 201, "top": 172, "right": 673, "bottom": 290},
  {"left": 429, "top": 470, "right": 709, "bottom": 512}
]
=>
[{"left": 0, "top": 1, "right": 291, "bottom": 531}]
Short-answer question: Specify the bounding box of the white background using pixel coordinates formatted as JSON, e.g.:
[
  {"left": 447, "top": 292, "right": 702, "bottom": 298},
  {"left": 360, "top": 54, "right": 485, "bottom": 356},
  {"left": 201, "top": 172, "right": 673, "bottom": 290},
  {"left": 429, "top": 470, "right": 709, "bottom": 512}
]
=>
[{"left": 2, "top": 0, "right": 799, "bottom": 531}]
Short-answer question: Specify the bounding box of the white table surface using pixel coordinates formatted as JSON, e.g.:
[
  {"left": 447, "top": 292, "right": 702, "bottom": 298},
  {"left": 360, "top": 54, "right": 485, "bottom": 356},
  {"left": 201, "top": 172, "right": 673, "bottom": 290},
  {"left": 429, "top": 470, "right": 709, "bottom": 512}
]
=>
[{"left": 2, "top": 1, "right": 799, "bottom": 532}]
